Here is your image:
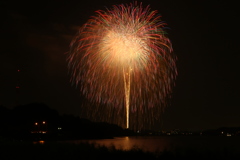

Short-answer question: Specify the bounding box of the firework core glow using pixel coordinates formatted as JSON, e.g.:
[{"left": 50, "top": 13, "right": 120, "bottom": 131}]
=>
[{"left": 67, "top": 2, "right": 177, "bottom": 130}]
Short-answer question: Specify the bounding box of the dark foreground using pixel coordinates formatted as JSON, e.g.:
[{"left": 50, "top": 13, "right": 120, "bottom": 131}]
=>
[{"left": 0, "top": 139, "right": 239, "bottom": 160}]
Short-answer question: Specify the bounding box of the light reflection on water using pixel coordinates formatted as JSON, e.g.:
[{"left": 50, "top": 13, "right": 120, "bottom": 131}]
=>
[
  {"left": 68, "top": 136, "right": 240, "bottom": 153},
  {"left": 71, "top": 136, "right": 175, "bottom": 152},
  {"left": 99, "top": 136, "right": 172, "bottom": 151},
  {"left": 33, "top": 140, "right": 45, "bottom": 144}
]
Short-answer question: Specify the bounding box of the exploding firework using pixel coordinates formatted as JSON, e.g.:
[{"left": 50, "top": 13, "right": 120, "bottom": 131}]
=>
[{"left": 67, "top": 2, "right": 177, "bottom": 130}]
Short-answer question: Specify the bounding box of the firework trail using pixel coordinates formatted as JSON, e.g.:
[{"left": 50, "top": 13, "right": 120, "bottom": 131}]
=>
[{"left": 67, "top": 2, "right": 177, "bottom": 130}]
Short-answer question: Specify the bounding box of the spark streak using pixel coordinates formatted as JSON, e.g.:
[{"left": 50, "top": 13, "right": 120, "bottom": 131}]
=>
[{"left": 123, "top": 67, "right": 131, "bottom": 128}]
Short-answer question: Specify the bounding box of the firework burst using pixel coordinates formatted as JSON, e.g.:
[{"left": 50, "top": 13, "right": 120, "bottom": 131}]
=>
[{"left": 67, "top": 2, "right": 177, "bottom": 130}]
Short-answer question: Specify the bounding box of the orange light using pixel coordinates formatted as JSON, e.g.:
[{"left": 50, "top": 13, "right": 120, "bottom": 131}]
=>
[
  {"left": 42, "top": 121, "right": 46, "bottom": 124},
  {"left": 35, "top": 122, "right": 38, "bottom": 125}
]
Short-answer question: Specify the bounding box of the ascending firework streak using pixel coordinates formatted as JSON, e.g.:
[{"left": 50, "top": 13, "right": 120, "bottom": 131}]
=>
[
  {"left": 123, "top": 67, "right": 131, "bottom": 129},
  {"left": 67, "top": 2, "right": 177, "bottom": 129}
]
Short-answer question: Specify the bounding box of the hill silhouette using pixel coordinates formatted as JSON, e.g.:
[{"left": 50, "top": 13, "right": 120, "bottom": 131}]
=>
[{"left": 0, "top": 103, "right": 134, "bottom": 141}]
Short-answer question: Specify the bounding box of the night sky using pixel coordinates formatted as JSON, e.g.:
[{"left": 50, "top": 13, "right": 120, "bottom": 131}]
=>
[{"left": 1, "top": 0, "right": 239, "bottom": 131}]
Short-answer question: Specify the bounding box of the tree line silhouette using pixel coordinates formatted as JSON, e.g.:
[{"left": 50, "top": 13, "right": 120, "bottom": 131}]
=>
[{"left": 0, "top": 103, "right": 134, "bottom": 141}]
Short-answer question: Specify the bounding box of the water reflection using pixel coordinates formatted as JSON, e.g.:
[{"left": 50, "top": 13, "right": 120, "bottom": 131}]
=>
[
  {"left": 33, "top": 140, "right": 45, "bottom": 144},
  {"left": 77, "top": 136, "right": 173, "bottom": 152},
  {"left": 69, "top": 136, "right": 240, "bottom": 153}
]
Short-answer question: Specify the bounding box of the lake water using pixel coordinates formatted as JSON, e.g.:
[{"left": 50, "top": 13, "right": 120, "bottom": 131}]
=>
[{"left": 63, "top": 136, "right": 240, "bottom": 153}]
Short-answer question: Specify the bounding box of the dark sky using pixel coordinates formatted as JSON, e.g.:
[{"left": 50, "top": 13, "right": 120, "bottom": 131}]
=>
[{"left": 1, "top": 0, "right": 239, "bottom": 131}]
